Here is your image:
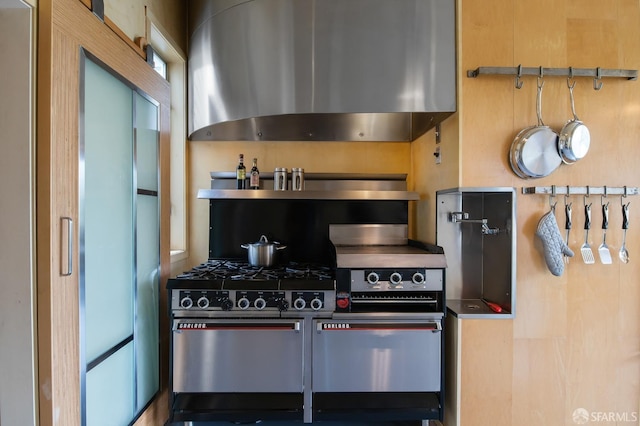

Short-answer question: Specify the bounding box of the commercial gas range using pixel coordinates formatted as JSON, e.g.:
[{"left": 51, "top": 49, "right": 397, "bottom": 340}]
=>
[{"left": 167, "top": 225, "right": 446, "bottom": 425}]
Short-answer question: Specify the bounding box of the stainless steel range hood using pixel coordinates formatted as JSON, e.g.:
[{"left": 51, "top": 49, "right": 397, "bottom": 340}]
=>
[{"left": 188, "top": 0, "right": 456, "bottom": 142}]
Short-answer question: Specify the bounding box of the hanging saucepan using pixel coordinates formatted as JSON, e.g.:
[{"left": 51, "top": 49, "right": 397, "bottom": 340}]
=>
[
  {"left": 241, "top": 235, "right": 287, "bottom": 267},
  {"left": 557, "top": 78, "right": 590, "bottom": 164},
  {"left": 509, "top": 77, "right": 562, "bottom": 179}
]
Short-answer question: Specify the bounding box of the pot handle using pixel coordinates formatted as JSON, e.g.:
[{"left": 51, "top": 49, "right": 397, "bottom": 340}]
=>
[
  {"left": 276, "top": 245, "right": 287, "bottom": 250},
  {"left": 241, "top": 244, "right": 249, "bottom": 249}
]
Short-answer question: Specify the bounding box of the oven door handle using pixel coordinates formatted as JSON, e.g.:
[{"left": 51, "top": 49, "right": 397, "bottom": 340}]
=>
[
  {"left": 173, "top": 320, "right": 302, "bottom": 333},
  {"left": 316, "top": 320, "right": 442, "bottom": 333}
]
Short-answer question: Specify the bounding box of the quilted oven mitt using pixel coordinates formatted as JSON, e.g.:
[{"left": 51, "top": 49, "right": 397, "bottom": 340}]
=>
[{"left": 536, "top": 210, "right": 574, "bottom": 276}]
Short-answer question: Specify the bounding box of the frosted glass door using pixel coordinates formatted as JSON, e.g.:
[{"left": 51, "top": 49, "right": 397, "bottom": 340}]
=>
[
  {"left": 82, "top": 57, "right": 135, "bottom": 424},
  {"left": 81, "top": 55, "right": 160, "bottom": 425},
  {"left": 85, "top": 342, "right": 134, "bottom": 426},
  {"left": 83, "top": 58, "right": 134, "bottom": 362},
  {"left": 134, "top": 92, "right": 160, "bottom": 409}
]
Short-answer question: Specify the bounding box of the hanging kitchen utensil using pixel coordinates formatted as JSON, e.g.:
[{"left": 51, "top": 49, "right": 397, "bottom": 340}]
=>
[
  {"left": 557, "top": 77, "right": 591, "bottom": 164},
  {"left": 536, "top": 202, "right": 573, "bottom": 276},
  {"left": 564, "top": 199, "right": 572, "bottom": 264},
  {"left": 580, "top": 199, "right": 595, "bottom": 264},
  {"left": 509, "top": 76, "right": 562, "bottom": 179},
  {"left": 619, "top": 202, "right": 630, "bottom": 263},
  {"left": 597, "top": 200, "right": 612, "bottom": 264}
]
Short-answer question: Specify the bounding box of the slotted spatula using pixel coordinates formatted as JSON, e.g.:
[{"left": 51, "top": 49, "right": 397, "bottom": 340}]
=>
[
  {"left": 598, "top": 202, "right": 612, "bottom": 264},
  {"left": 581, "top": 203, "right": 595, "bottom": 264}
]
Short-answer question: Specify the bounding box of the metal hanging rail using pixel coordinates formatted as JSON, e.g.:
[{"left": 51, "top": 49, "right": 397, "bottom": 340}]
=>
[
  {"left": 522, "top": 185, "right": 639, "bottom": 197},
  {"left": 467, "top": 66, "right": 638, "bottom": 90}
]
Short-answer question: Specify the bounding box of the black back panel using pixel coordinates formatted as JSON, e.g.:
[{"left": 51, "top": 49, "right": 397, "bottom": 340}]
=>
[{"left": 209, "top": 199, "right": 408, "bottom": 265}]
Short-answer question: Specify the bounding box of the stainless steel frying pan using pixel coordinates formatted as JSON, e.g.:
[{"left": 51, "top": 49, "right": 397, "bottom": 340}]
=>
[
  {"left": 509, "top": 78, "right": 562, "bottom": 179},
  {"left": 557, "top": 79, "right": 590, "bottom": 164}
]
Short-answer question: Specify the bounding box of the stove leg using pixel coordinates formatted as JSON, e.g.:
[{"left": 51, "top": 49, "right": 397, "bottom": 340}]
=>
[{"left": 303, "top": 318, "right": 314, "bottom": 423}]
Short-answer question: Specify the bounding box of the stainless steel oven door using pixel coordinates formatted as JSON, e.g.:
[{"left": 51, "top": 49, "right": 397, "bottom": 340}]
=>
[
  {"left": 172, "top": 319, "right": 304, "bottom": 393},
  {"left": 312, "top": 318, "right": 441, "bottom": 392}
]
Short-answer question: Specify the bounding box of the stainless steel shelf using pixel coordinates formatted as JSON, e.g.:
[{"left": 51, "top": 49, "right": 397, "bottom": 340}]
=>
[
  {"left": 467, "top": 65, "right": 638, "bottom": 90},
  {"left": 197, "top": 189, "right": 420, "bottom": 201},
  {"left": 210, "top": 172, "right": 410, "bottom": 181},
  {"left": 467, "top": 66, "right": 638, "bottom": 80}
]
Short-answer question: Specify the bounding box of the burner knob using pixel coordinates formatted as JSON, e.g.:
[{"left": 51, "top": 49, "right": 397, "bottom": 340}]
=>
[
  {"left": 180, "top": 296, "right": 193, "bottom": 309},
  {"left": 220, "top": 298, "right": 233, "bottom": 311},
  {"left": 254, "top": 297, "right": 267, "bottom": 310},
  {"left": 293, "top": 298, "right": 306, "bottom": 310},
  {"left": 389, "top": 272, "right": 403, "bottom": 286},
  {"left": 366, "top": 272, "right": 380, "bottom": 285},
  {"left": 412, "top": 272, "right": 425, "bottom": 285},
  {"left": 238, "top": 297, "right": 250, "bottom": 310},
  {"left": 310, "top": 298, "right": 323, "bottom": 311},
  {"left": 197, "top": 296, "right": 210, "bottom": 309},
  {"left": 278, "top": 299, "right": 289, "bottom": 312}
]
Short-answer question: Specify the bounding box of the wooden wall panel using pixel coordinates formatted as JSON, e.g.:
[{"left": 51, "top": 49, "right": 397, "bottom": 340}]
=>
[
  {"left": 453, "top": 0, "right": 640, "bottom": 424},
  {"left": 105, "top": 0, "right": 186, "bottom": 54},
  {"left": 410, "top": 115, "right": 460, "bottom": 244},
  {"left": 459, "top": 319, "right": 513, "bottom": 426},
  {"left": 512, "top": 338, "right": 567, "bottom": 424}
]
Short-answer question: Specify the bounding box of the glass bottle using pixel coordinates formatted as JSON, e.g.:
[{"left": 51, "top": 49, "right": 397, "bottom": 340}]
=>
[
  {"left": 250, "top": 158, "right": 260, "bottom": 189},
  {"left": 236, "top": 154, "right": 246, "bottom": 189}
]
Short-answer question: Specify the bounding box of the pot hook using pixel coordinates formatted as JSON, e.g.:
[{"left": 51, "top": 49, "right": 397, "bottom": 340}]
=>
[
  {"left": 536, "top": 76, "right": 546, "bottom": 126},
  {"left": 549, "top": 185, "right": 557, "bottom": 212},
  {"left": 514, "top": 64, "right": 524, "bottom": 89},
  {"left": 566, "top": 78, "right": 581, "bottom": 121},
  {"left": 593, "top": 67, "right": 603, "bottom": 91}
]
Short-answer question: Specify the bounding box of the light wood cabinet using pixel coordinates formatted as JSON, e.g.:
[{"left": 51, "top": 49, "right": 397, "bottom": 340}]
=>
[{"left": 37, "top": 0, "right": 170, "bottom": 424}]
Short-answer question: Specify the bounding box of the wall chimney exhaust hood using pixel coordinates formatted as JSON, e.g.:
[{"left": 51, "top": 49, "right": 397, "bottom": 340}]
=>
[{"left": 188, "top": 0, "right": 456, "bottom": 142}]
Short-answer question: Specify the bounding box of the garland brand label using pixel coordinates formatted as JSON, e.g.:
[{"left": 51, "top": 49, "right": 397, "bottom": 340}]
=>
[
  {"left": 178, "top": 323, "right": 207, "bottom": 329},
  {"left": 323, "top": 323, "right": 350, "bottom": 329}
]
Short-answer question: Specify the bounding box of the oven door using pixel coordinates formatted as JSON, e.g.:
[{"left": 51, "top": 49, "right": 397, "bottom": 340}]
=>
[
  {"left": 312, "top": 318, "right": 441, "bottom": 392},
  {"left": 311, "top": 318, "right": 443, "bottom": 422},
  {"left": 172, "top": 318, "right": 304, "bottom": 393}
]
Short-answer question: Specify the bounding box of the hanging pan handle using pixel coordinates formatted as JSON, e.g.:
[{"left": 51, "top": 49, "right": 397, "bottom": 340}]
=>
[
  {"left": 565, "top": 203, "right": 572, "bottom": 231},
  {"left": 601, "top": 202, "right": 609, "bottom": 230},
  {"left": 584, "top": 203, "right": 592, "bottom": 230}
]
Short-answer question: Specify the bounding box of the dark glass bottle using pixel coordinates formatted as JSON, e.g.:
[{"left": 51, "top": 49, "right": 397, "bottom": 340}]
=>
[
  {"left": 249, "top": 157, "right": 260, "bottom": 189},
  {"left": 236, "top": 154, "right": 246, "bottom": 189}
]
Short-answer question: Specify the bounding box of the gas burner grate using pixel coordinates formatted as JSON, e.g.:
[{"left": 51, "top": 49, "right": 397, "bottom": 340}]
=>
[
  {"left": 285, "top": 262, "right": 334, "bottom": 280},
  {"left": 175, "top": 259, "right": 335, "bottom": 281}
]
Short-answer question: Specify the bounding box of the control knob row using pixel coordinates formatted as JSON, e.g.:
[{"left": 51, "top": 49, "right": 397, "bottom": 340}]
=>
[
  {"left": 179, "top": 296, "right": 233, "bottom": 310},
  {"left": 366, "top": 271, "right": 426, "bottom": 286},
  {"left": 293, "top": 297, "right": 324, "bottom": 311},
  {"left": 237, "top": 297, "right": 289, "bottom": 311}
]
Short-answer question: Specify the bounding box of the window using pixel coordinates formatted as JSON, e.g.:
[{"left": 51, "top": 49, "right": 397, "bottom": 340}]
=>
[
  {"left": 150, "top": 49, "right": 167, "bottom": 79},
  {"left": 145, "top": 12, "right": 188, "bottom": 262}
]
